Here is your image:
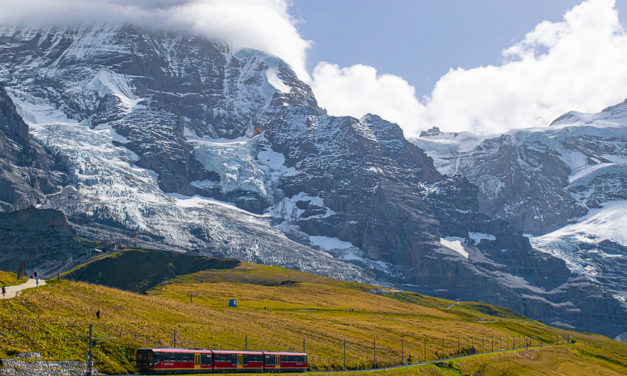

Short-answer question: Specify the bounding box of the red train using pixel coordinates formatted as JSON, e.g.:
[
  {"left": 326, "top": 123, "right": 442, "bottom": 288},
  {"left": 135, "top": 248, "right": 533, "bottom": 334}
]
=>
[{"left": 137, "top": 348, "right": 308, "bottom": 374}]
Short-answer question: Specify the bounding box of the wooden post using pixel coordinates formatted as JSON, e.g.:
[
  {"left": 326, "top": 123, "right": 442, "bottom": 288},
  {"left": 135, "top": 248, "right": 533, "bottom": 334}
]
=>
[
  {"left": 245, "top": 335, "right": 248, "bottom": 351},
  {"left": 86, "top": 323, "right": 94, "bottom": 376},
  {"left": 343, "top": 340, "right": 346, "bottom": 370},
  {"left": 173, "top": 328, "right": 177, "bottom": 348},
  {"left": 303, "top": 337, "right": 306, "bottom": 353}
]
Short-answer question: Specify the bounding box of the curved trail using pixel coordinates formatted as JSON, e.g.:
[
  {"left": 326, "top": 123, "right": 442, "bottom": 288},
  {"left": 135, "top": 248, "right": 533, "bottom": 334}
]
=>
[{"left": 0, "top": 278, "right": 46, "bottom": 299}]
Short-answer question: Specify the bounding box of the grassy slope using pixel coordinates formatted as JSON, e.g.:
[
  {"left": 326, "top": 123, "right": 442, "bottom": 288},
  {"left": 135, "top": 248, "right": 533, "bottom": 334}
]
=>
[
  {"left": 0, "top": 254, "right": 624, "bottom": 375},
  {"left": 0, "top": 271, "right": 27, "bottom": 287}
]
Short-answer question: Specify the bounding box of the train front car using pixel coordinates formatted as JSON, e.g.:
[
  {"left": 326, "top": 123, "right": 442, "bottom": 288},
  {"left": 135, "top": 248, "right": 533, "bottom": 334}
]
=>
[
  {"left": 212, "top": 350, "right": 265, "bottom": 373},
  {"left": 137, "top": 348, "right": 213, "bottom": 374},
  {"left": 263, "top": 352, "right": 308, "bottom": 372}
]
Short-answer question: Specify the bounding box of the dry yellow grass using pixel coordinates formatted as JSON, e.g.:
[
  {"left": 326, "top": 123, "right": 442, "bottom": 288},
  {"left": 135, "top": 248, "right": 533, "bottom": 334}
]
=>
[{"left": 0, "top": 263, "right": 624, "bottom": 375}]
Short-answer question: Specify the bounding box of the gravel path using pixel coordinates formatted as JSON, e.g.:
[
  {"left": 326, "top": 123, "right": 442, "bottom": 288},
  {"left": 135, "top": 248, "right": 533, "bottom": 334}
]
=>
[{"left": 0, "top": 278, "right": 46, "bottom": 299}]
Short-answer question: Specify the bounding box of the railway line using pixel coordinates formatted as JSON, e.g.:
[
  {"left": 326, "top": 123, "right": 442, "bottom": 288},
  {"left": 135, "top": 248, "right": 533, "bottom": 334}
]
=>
[{"left": 123, "top": 342, "right": 569, "bottom": 375}]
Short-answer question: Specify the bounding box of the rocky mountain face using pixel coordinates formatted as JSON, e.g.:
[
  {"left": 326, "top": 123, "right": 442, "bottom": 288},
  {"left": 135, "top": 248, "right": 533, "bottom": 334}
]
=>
[
  {"left": 0, "top": 25, "right": 624, "bottom": 338},
  {"left": 413, "top": 104, "right": 627, "bottom": 338},
  {"left": 0, "top": 86, "right": 67, "bottom": 211},
  {"left": 0, "top": 207, "right": 101, "bottom": 275}
]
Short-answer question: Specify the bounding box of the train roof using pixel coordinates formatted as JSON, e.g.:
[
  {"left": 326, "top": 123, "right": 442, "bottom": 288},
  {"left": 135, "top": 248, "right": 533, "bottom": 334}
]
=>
[
  {"left": 212, "top": 350, "right": 264, "bottom": 354},
  {"left": 140, "top": 348, "right": 306, "bottom": 356},
  {"left": 147, "top": 348, "right": 211, "bottom": 353}
]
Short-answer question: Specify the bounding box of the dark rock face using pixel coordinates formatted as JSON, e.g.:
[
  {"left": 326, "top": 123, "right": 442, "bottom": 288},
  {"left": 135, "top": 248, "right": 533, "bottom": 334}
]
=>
[
  {"left": 0, "top": 87, "right": 67, "bottom": 211},
  {"left": 0, "top": 207, "right": 100, "bottom": 276},
  {"left": 0, "top": 25, "right": 624, "bottom": 338}
]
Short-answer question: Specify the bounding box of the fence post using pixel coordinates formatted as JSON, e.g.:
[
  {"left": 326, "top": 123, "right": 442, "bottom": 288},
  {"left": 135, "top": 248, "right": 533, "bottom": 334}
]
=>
[
  {"left": 303, "top": 337, "right": 306, "bottom": 353},
  {"left": 343, "top": 340, "right": 346, "bottom": 370},
  {"left": 457, "top": 336, "right": 460, "bottom": 355},
  {"left": 245, "top": 335, "right": 248, "bottom": 351},
  {"left": 173, "top": 328, "right": 177, "bottom": 348}
]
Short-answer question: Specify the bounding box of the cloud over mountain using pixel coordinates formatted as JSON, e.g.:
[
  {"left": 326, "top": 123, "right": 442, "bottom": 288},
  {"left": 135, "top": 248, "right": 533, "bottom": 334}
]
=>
[
  {"left": 0, "top": 0, "right": 311, "bottom": 80},
  {"left": 311, "top": 0, "right": 627, "bottom": 136}
]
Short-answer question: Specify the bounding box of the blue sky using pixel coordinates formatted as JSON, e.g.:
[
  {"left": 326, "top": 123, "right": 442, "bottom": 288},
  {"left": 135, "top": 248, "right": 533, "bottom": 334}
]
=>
[{"left": 293, "top": 0, "right": 627, "bottom": 97}]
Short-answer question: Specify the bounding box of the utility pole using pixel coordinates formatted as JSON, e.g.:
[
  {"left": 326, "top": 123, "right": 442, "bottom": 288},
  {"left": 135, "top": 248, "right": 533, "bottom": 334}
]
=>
[
  {"left": 424, "top": 337, "right": 427, "bottom": 363},
  {"left": 86, "top": 323, "right": 94, "bottom": 376},
  {"left": 373, "top": 339, "right": 376, "bottom": 366},
  {"left": 401, "top": 336, "right": 404, "bottom": 365},
  {"left": 343, "top": 340, "right": 346, "bottom": 370}
]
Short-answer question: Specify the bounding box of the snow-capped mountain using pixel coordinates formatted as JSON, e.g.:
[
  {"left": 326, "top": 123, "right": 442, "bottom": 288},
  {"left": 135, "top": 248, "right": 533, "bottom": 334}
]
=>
[
  {"left": 0, "top": 25, "right": 624, "bottom": 338},
  {"left": 413, "top": 103, "right": 627, "bottom": 337}
]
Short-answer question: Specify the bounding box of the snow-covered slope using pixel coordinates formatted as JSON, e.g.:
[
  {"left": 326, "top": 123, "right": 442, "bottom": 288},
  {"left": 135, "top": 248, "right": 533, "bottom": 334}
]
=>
[{"left": 0, "top": 25, "right": 624, "bottom": 338}]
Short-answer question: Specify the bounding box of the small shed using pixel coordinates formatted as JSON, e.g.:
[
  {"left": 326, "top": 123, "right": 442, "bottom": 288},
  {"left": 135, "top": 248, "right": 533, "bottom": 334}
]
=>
[{"left": 228, "top": 299, "right": 237, "bottom": 307}]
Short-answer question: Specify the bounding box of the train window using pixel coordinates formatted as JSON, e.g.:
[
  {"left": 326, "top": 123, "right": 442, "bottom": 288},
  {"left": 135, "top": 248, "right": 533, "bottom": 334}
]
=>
[
  {"left": 201, "top": 353, "right": 212, "bottom": 365},
  {"left": 265, "top": 355, "right": 274, "bottom": 365}
]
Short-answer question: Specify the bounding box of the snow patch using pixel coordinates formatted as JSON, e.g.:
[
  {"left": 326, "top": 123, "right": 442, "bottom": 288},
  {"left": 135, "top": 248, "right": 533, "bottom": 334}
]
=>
[
  {"left": 309, "top": 235, "right": 354, "bottom": 250},
  {"left": 468, "top": 232, "right": 496, "bottom": 245},
  {"left": 87, "top": 70, "right": 142, "bottom": 111},
  {"left": 440, "top": 237, "right": 469, "bottom": 258},
  {"left": 265, "top": 67, "right": 291, "bottom": 94}
]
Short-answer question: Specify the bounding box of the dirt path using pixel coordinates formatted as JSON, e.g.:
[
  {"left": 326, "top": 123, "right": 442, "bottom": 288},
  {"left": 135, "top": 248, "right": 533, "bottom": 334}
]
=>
[{"left": 0, "top": 278, "right": 46, "bottom": 299}]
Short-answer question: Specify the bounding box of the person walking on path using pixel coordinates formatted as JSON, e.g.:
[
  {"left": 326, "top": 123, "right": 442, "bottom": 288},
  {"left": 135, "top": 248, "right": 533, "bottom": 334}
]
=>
[{"left": 0, "top": 278, "right": 45, "bottom": 299}]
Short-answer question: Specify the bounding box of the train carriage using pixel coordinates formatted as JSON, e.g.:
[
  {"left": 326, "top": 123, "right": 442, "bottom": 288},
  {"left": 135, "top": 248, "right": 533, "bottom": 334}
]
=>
[
  {"left": 137, "top": 348, "right": 213, "bottom": 374},
  {"left": 263, "top": 352, "right": 308, "bottom": 373},
  {"left": 212, "top": 350, "right": 264, "bottom": 373}
]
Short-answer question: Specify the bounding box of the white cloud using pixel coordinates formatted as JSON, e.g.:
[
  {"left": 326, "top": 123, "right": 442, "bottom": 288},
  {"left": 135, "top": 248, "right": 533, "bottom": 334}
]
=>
[
  {"left": 311, "top": 0, "right": 627, "bottom": 136},
  {"left": 311, "top": 63, "right": 426, "bottom": 129},
  {"left": 0, "top": 0, "right": 311, "bottom": 80}
]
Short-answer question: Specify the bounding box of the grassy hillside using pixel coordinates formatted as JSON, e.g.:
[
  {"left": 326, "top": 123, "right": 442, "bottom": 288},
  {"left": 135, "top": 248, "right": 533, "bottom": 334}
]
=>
[
  {"left": 0, "top": 250, "right": 625, "bottom": 375},
  {"left": 0, "top": 271, "right": 26, "bottom": 287}
]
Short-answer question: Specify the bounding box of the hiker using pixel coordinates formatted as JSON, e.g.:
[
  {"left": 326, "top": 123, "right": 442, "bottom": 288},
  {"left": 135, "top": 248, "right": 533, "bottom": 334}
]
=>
[
  {"left": 1, "top": 286, "right": 5, "bottom": 297},
  {"left": 96, "top": 309, "right": 101, "bottom": 320},
  {"left": 34, "top": 271, "right": 38, "bottom": 279},
  {"left": 35, "top": 278, "right": 39, "bottom": 287}
]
